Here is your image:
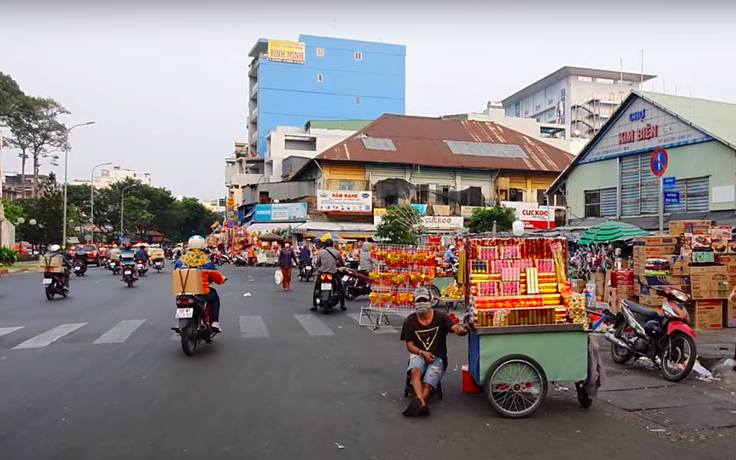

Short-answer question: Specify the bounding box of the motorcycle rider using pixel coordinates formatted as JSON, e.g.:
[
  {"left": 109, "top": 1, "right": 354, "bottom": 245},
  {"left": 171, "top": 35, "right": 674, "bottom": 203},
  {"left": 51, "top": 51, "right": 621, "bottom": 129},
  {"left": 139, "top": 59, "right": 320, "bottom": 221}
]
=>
[
  {"left": 175, "top": 235, "right": 226, "bottom": 332},
  {"left": 358, "top": 242, "right": 373, "bottom": 275},
  {"left": 120, "top": 240, "right": 138, "bottom": 279},
  {"left": 44, "top": 244, "right": 72, "bottom": 291},
  {"left": 443, "top": 244, "right": 457, "bottom": 264},
  {"left": 298, "top": 242, "right": 313, "bottom": 271},
  {"left": 107, "top": 244, "right": 120, "bottom": 269},
  {"left": 135, "top": 244, "right": 150, "bottom": 272},
  {"left": 312, "top": 238, "right": 346, "bottom": 312}
]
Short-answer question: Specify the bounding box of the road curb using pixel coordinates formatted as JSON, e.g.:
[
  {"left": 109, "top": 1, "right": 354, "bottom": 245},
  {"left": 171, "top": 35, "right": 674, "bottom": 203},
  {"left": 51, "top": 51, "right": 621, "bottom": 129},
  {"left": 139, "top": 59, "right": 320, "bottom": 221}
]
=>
[{"left": 0, "top": 268, "right": 32, "bottom": 276}]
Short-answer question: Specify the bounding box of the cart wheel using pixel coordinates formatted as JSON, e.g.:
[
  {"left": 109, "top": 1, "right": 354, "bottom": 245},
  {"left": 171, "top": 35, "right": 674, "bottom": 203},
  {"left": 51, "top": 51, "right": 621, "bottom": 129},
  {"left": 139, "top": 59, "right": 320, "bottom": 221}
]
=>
[
  {"left": 575, "top": 382, "right": 592, "bottom": 409},
  {"left": 429, "top": 285, "right": 441, "bottom": 308},
  {"left": 484, "top": 354, "right": 547, "bottom": 419}
]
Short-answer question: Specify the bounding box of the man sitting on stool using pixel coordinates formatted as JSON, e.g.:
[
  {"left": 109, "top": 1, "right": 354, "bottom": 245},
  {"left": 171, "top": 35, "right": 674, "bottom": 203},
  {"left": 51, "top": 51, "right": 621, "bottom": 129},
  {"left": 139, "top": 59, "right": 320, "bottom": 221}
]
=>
[{"left": 400, "top": 286, "right": 471, "bottom": 417}]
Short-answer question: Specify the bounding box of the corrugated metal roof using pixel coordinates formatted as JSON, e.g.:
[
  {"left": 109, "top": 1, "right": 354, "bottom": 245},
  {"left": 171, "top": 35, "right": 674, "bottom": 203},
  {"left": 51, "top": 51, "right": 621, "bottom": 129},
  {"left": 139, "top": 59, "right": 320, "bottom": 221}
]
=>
[
  {"left": 313, "top": 114, "right": 573, "bottom": 173},
  {"left": 640, "top": 91, "right": 736, "bottom": 148},
  {"left": 446, "top": 141, "right": 528, "bottom": 159},
  {"left": 307, "top": 120, "right": 374, "bottom": 131}
]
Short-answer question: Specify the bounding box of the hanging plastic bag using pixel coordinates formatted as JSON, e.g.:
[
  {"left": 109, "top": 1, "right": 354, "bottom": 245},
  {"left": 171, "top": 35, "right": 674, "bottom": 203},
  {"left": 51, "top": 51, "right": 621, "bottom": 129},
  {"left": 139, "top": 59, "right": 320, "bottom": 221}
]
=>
[{"left": 274, "top": 268, "right": 283, "bottom": 285}]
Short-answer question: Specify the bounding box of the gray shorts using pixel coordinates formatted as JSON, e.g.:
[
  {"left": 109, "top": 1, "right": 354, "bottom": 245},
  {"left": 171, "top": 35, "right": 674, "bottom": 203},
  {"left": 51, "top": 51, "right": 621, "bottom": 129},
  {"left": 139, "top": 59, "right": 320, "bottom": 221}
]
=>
[{"left": 407, "top": 354, "right": 445, "bottom": 389}]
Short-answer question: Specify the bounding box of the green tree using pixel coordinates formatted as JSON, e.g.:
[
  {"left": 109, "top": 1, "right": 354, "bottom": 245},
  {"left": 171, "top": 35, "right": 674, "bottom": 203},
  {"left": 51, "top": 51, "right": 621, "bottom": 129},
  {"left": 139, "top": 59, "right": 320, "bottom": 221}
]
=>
[
  {"left": 467, "top": 205, "right": 516, "bottom": 233},
  {"left": 4, "top": 96, "right": 70, "bottom": 197},
  {"left": 171, "top": 197, "right": 219, "bottom": 242},
  {"left": 1, "top": 199, "right": 25, "bottom": 228},
  {"left": 375, "top": 204, "right": 423, "bottom": 245},
  {"left": 15, "top": 172, "right": 64, "bottom": 246},
  {"left": 0, "top": 72, "right": 24, "bottom": 120}
]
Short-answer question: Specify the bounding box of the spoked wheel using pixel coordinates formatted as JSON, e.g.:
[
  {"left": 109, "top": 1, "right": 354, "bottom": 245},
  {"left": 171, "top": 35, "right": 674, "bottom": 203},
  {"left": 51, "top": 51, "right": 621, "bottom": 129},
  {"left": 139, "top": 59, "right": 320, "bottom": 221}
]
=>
[
  {"left": 429, "top": 285, "right": 441, "bottom": 308},
  {"left": 45, "top": 287, "right": 54, "bottom": 301},
  {"left": 660, "top": 331, "right": 697, "bottom": 382},
  {"left": 611, "top": 324, "right": 633, "bottom": 364},
  {"left": 484, "top": 354, "right": 548, "bottom": 419},
  {"left": 180, "top": 321, "right": 198, "bottom": 356},
  {"left": 575, "top": 382, "right": 593, "bottom": 408}
]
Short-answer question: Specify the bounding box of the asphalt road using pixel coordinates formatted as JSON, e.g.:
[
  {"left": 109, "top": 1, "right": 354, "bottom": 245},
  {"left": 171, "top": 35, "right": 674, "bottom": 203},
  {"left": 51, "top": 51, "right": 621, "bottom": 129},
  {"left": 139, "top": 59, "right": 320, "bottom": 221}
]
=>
[{"left": 1, "top": 265, "right": 734, "bottom": 460}]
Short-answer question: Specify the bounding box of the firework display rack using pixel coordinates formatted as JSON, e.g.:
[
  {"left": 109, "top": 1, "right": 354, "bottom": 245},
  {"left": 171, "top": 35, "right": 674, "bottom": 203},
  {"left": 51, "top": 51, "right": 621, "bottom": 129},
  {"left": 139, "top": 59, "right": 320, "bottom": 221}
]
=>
[
  {"left": 362, "top": 242, "right": 445, "bottom": 330},
  {"left": 465, "top": 236, "right": 588, "bottom": 329}
]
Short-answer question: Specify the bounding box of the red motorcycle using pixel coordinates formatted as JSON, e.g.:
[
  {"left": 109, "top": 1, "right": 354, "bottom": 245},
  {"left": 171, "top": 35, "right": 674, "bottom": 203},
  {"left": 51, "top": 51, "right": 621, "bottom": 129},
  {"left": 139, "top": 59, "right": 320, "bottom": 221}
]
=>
[{"left": 605, "top": 286, "right": 697, "bottom": 382}]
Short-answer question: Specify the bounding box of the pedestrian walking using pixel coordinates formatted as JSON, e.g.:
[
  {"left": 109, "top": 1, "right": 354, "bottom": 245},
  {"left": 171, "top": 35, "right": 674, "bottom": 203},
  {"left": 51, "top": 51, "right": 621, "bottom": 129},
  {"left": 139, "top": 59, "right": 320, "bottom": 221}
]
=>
[{"left": 278, "top": 243, "right": 297, "bottom": 291}]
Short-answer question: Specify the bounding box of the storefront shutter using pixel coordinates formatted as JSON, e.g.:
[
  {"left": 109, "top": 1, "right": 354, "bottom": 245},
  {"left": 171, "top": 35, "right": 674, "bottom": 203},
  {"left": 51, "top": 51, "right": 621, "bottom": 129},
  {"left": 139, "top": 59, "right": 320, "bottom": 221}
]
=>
[
  {"left": 620, "top": 155, "right": 640, "bottom": 217},
  {"left": 685, "top": 177, "right": 709, "bottom": 212},
  {"left": 639, "top": 154, "right": 659, "bottom": 215},
  {"left": 600, "top": 188, "right": 617, "bottom": 217}
]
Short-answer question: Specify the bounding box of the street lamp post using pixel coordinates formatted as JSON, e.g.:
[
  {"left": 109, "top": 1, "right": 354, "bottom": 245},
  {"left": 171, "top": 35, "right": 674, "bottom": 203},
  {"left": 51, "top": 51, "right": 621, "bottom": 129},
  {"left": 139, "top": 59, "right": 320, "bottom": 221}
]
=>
[
  {"left": 120, "top": 184, "right": 138, "bottom": 237},
  {"left": 16, "top": 217, "right": 37, "bottom": 254},
  {"left": 90, "top": 162, "right": 112, "bottom": 245},
  {"left": 62, "top": 121, "right": 96, "bottom": 249}
]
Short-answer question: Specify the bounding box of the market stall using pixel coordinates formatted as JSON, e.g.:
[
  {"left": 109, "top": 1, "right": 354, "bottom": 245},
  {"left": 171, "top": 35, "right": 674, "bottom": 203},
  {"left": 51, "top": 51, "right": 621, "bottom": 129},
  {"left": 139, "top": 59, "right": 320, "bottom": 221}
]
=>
[{"left": 465, "top": 235, "right": 594, "bottom": 418}]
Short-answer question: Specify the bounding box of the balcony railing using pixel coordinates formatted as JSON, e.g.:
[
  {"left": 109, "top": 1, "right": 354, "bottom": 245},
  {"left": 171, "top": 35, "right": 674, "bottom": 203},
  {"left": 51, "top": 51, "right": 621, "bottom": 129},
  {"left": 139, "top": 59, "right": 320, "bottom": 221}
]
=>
[{"left": 250, "top": 82, "right": 258, "bottom": 100}]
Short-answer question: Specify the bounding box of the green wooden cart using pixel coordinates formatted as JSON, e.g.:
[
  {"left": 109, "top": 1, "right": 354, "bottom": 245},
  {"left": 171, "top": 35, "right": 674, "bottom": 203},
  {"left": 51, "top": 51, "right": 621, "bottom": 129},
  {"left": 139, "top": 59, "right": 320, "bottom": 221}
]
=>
[{"left": 468, "top": 323, "right": 592, "bottom": 418}]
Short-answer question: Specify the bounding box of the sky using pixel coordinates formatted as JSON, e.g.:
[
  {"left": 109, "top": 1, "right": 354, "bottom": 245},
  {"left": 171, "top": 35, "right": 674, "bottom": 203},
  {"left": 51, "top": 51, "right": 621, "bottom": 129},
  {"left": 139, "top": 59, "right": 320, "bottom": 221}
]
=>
[{"left": 2, "top": 0, "right": 736, "bottom": 200}]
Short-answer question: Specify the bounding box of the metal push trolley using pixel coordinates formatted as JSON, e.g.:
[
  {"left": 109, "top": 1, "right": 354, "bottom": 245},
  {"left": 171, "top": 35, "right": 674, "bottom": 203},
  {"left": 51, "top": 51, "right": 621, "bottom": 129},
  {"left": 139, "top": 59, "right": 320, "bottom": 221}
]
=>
[{"left": 463, "top": 234, "right": 594, "bottom": 418}]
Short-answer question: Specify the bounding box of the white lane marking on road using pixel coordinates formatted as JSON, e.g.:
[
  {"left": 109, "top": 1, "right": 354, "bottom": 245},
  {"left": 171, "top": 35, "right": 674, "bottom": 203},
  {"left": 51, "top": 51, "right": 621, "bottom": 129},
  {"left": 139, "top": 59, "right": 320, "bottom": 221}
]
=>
[
  {"left": 13, "top": 323, "right": 87, "bottom": 349},
  {"left": 293, "top": 314, "right": 334, "bottom": 336},
  {"left": 239, "top": 315, "right": 269, "bottom": 338},
  {"left": 0, "top": 327, "right": 24, "bottom": 338},
  {"left": 347, "top": 313, "right": 399, "bottom": 333},
  {"left": 93, "top": 319, "right": 146, "bottom": 344}
]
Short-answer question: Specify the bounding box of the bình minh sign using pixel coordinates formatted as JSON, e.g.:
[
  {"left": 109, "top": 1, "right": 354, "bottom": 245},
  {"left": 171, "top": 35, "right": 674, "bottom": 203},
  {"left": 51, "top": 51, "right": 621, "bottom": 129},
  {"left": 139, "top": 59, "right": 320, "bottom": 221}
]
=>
[
  {"left": 267, "top": 40, "right": 306, "bottom": 64},
  {"left": 317, "top": 190, "right": 373, "bottom": 213}
]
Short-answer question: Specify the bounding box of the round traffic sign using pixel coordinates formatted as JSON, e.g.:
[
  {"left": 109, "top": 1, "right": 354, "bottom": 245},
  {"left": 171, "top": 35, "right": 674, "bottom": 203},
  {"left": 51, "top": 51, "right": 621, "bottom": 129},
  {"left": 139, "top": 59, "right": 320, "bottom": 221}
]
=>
[{"left": 650, "top": 148, "right": 669, "bottom": 177}]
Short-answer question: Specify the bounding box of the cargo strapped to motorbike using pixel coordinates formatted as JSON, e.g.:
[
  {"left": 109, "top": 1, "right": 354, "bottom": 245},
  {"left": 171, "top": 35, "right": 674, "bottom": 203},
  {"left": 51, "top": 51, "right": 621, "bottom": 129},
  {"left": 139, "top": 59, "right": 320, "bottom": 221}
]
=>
[
  {"left": 172, "top": 268, "right": 204, "bottom": 297},
  {"left": 38, "top": 255, "right": 65, "bottom": 273}
]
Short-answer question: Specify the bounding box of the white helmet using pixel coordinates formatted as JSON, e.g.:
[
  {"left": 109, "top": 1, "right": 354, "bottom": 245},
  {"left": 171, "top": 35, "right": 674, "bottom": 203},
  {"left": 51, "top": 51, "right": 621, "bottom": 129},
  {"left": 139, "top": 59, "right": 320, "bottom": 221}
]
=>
[
  {"left": 49, "top": 244, "right": 61, "bottom": 253},
  {"left": 188, "top": 235, "right": 206, "bottom": 250},
  {"left": 449, "top": 244, "right": 456, "bottom": 251}
]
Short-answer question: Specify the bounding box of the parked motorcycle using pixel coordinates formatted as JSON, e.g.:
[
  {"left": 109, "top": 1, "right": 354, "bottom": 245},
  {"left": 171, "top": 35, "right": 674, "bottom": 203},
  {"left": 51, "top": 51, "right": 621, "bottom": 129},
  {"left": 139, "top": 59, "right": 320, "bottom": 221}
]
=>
[
  {"left": 73, "top": 259, "right": 87, "bottom": 276},
  {"left": 137, "top": 260, "right": 148, "bottom": 276},
  {"left": 220, "top": 254, "right": 233, "bottom": 265},
  {"left": 122, "top": 263, "right": 137, "bottom": 288},
  {"left": 342, "top": 268, "right": 372, "bottom": 300},
  {"left": 314, "top": 270, "right": 345, "bottom": 313},
  {"left": 43, "top": 272, "right": 68, "bottom": 300},
  {"left": 171, "top": 290, "right": 224, "bottom": 356},
  {"left": 605, "top": 286, "right": 697, "bottom": 382},
  {"left": 108, "top": 258, "right": 120, "bottom": 275},
  {"left": 298, "top": 263, "right": 315, "bottom": 282},
  {"left": 233, "top": 254, "right": 248, "bottom": 267},
  {"left": 152, "top": 258, "right": 165, "bottom": 273}
]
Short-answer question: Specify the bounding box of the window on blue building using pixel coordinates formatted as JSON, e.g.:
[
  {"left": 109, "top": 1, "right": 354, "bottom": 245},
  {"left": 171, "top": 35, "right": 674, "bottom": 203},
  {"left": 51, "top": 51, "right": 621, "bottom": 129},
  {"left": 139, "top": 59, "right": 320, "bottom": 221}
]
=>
[
  {"left": 354, "top": 51, "right": 362, "bottom": 61},
  {"left": 317, "top": 74, "right": 323, "bottom": 83},
  {"left": 316, "top": 48, "right": 324, "bottom": 57}
]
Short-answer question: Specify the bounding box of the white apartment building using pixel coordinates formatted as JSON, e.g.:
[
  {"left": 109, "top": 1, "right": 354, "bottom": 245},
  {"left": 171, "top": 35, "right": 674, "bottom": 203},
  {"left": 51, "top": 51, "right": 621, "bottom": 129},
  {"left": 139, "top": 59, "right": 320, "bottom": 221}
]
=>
[
  {"left": 75, "top": 166, "right": 152, "bottom": 188},
  {"left": 443, "top": 102, "right": 588, "bottom": 155},
  {"left": 225, "top": 120, "right": 370, "bottom": 206},
  {"left": 501, "top": 66, "right": 657, "bottom": 147}
]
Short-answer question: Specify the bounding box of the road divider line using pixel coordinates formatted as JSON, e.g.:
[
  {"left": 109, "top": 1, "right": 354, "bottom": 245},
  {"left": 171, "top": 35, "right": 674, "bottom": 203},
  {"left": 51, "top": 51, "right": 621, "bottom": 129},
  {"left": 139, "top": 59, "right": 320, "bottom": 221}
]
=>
[
  {"left": 93, "top": 319, "right": 146, "bottom": 344},
  {"left": 293, "top": 314, "right": 334, "bottom": 336},
  {"left": 239, "top": 315, "right": 269, "bottom": 338},
  {"left": 0, "top": 326, "right": 24, "bottom": 338},
  {"left": 13, "top": 323, "right": 87, "bottom": 349}
]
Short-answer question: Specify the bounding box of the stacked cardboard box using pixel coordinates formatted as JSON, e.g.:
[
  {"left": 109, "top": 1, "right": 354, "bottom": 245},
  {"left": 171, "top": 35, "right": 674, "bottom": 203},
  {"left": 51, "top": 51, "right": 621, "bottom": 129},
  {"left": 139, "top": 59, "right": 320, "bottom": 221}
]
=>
[
  {"left": 687, "top": 299, "right": 724, "bottom": 330},
  {"left": 669, "top": 220, "right": 714, "bottom": 237},
  {"left": 715, "top": 255, "right": 736, "bottom": 327},
  {"left": 689, "top": 265, "right": 729, "bottom": 300},
  {"left": 633, "top": 236, "right": 680, "bottom": 299}
]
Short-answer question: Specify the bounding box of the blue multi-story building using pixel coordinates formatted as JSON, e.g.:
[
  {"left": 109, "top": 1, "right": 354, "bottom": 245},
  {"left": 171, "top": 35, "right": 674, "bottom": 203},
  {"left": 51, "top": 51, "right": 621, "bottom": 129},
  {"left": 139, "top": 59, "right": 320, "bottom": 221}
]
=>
[{"left": 247, "top": 34, "right": 406, "bottom": 159}]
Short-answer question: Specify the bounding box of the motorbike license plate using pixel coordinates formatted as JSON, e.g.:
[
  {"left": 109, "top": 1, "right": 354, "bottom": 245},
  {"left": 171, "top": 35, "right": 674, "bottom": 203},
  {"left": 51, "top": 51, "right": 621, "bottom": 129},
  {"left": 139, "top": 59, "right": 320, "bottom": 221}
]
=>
[
  {"left": 42, "top": 278, "right": 52, "bottom": 285},
  {"left": 321, "top": 283, "right": 333, "bottom": 291},
  {"left": 137, "top": 264, "right": 143, "bottom": 269},
  {"left": 306, "top": 266, "right": 311, "bottom": 270},
  {"left": 342, "top": 275, "right": 349, "bottom": 282},
  {"left": 124, "top": 270, "right": 132, "bottom": 275},
  {"left": 175, "top": 308, "right": 194, "bottom": 319}
]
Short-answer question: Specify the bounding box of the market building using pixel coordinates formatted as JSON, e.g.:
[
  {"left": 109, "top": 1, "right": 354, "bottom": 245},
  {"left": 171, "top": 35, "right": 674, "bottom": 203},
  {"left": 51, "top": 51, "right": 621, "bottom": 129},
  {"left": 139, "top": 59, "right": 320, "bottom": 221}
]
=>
[
  {"left": 245, "top": 114, "right": 573, "bottom": 239},
  {"left": 548, "top": 91, "right": 736, "bottom": 229}
]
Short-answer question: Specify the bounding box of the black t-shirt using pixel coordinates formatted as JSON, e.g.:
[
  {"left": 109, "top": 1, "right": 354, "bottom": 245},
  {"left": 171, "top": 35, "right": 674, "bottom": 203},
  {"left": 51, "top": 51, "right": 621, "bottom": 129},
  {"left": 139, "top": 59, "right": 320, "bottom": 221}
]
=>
[{"left": 400, "top": 310, "right": 456, "bottom": 362}]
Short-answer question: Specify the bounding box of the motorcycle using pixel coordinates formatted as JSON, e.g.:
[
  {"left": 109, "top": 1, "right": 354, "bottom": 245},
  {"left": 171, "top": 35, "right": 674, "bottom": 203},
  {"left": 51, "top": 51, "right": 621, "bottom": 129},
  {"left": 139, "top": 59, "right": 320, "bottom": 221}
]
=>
[
  {"left": 109, "top": 258, "right": 120, "bottom": 275},
  {"left": 233, "top": 254, "right": 248, "bottom": 267},
  {"left": 298, "top": 262, "right": 315, "bottom": 282},
  {"left": 605, "top": 286, "right": 697, "bottom": 382},
  {"left": 122, "top": 263, "right": 137, "bottom": 287},
  {"left": 73, "top": 259, "right": 87, "bottom": 276},
  {"left": 346, "top": 257, "right": 360, "bottom": 270},
  {"left": 171, "top": 287, "right": 225, "bottom": 356},
  {"left": 152, "top": 258, "right": 165, "bottom": 273},
  {"left": 342, "top": 268, "right": 372, "bottom": 300},
  {"left": 43, "top": 271, "right": 68, "bottom": 300},
  {"left": 314, "top": 270, "right": 345, "bottom": 313},
  {"left": 137, "top": 260, "right": 148, "bottom": 276}
]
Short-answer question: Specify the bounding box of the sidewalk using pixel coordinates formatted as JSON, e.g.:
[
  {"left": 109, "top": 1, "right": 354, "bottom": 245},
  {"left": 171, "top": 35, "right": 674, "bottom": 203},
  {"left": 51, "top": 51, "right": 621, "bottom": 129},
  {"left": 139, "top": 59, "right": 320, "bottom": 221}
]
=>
[
  {"left": 695, "top": 328, "right": 735, "bottom": 370},
  {"left": 0, "top": 261, "right": 39, "bottom": 276}
]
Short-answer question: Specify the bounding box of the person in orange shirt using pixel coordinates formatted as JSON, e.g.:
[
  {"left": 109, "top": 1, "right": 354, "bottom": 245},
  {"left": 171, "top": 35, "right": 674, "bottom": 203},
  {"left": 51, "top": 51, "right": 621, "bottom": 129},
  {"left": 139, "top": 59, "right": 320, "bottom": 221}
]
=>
[
  {"left": 176, "top": 235, "right": 227, "bottom": 332},
  {"left": 247, "top": 246, "right": 256, "bottom": 267}
]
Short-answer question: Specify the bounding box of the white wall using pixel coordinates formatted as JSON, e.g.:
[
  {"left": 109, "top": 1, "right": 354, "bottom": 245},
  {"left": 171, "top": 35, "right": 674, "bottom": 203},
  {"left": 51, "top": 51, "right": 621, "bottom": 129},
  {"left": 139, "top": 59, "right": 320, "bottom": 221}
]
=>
[{"left": 464, "top": 111, "right": 578, "bottom": 154}]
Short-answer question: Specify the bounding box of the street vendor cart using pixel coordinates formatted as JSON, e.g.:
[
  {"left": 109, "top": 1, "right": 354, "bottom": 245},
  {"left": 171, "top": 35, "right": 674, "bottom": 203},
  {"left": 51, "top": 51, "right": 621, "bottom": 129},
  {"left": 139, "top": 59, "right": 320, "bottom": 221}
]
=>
[{"left": 464, "top": 235, "right": 594, "bottom": 418}]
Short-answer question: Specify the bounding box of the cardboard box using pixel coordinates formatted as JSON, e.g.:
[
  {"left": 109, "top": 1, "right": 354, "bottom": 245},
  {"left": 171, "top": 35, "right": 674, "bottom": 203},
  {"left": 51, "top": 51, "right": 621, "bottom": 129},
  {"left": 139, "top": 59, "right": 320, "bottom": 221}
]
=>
[
  {"left": 39, "top": 255, "right": 63, "bottom": 267},
  {"left": 667, "top": 255, "right": 690, "bottom": 276},
  {"left": 612, "top": 270, "right": 634, "bottom": 286},
  {"left": 691, "top": 289, "right": 730, "bottom": 300},
  {"left": 617, "top": 285, "right": 635, "bottom": 296},
  {"left": 716, "top": 255, "right": 736, "bottom": 265},
  {"left": 725, "top": 300, "right": 736, "bottom": 327},
  {"left": 688, "top": 300, "right": 723, "bottom": 330},
  {"left": 638, "top": 246, "right": 678, "bottom": 257},
  {"left": 670, "top": 220, "right": 714, "bottom": 236},
  {"left": 689, "top": 265, "right": 728, "bottom": 276},
  {"left": 638, "top": 275, "right": 690, "bottom": 287},
  {"left": 172, "top": 268, "right": 204, "bottom": 296},
  {"left": 639, "top": 294, "right": 664, "bottom": 307},
  {"left": 634, "top": 236, "right": 680, "bottom": 246}
]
